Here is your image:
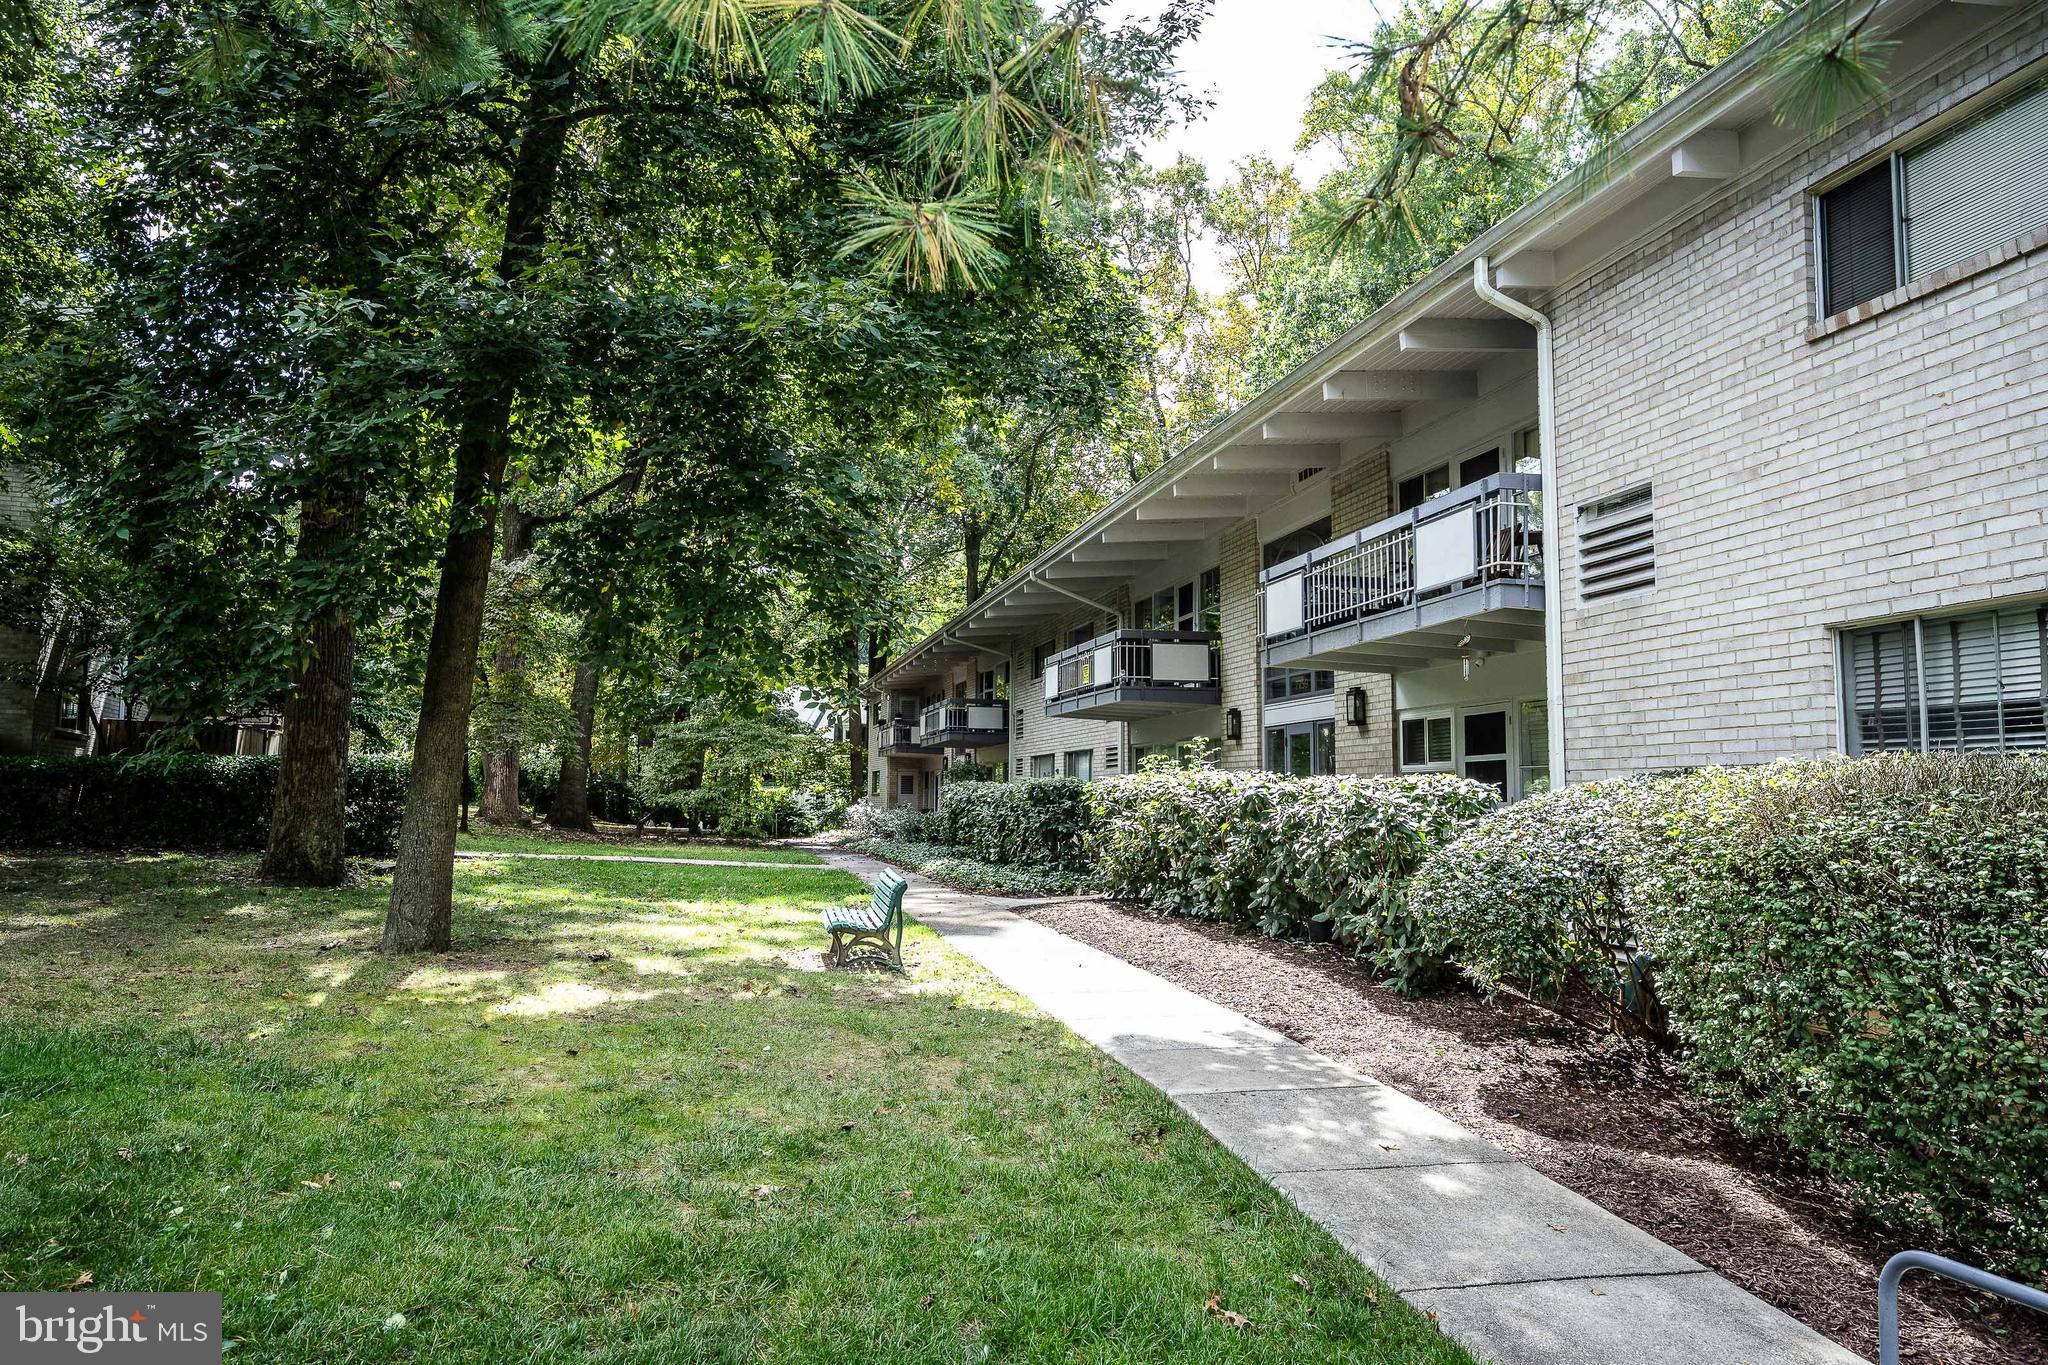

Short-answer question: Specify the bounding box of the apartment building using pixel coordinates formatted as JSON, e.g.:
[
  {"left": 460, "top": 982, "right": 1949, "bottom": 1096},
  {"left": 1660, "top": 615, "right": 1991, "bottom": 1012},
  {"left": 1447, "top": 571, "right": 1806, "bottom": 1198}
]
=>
[{"left": 864, "top": 0, "right": 2048, "bottom": 807}]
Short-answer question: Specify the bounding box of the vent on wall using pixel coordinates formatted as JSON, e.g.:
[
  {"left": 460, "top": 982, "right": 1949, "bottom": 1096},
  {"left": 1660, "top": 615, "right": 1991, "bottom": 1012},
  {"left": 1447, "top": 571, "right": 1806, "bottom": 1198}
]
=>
[
  {"left": 1014, "top": 756, "right": 1027, "bottom": 778},
  {"left": 1577, "top": 484, "right": 1656, "bottom": 602},
  {"left": 1104, "top": 746, "right": 1119, "bottom": 773},
  {"left": 1295, "top": 466, "right": 1325, "bottom": 483}
]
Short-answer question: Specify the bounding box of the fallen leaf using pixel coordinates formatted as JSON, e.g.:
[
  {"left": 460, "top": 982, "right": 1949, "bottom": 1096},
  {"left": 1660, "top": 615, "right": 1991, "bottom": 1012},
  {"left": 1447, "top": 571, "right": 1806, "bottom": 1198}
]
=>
[
  {"left": 1290, "top": 1274, "right": 1312, "bottom": 1292},
  {"left": 300, "top": 1173, "right": 335, "bottom": 1190},
  {"left": 115, "top": 1148, "right": 133, "bottom": 1161},
  {"left": 1377, "top": 1143, "right": 1400, "bottom": 1152},
  {"left": 1202, "top": 1292, "right": 1253, "bottom": 1330},
  {"left": 64, "top": 1272, "right": 94, "bottom": 1292},
  {"left": 382, "top": 1312, "right": 407, "bottom": 1332},
  {"left": 747, "top": 1184, "right": 784, "bottom": 1201},
  {"left": 920, "top": 1292, "right": 936, "bottom": 1309},
  {"left": 387, "top": 1181, "right": 404, "bottom": 1191}
]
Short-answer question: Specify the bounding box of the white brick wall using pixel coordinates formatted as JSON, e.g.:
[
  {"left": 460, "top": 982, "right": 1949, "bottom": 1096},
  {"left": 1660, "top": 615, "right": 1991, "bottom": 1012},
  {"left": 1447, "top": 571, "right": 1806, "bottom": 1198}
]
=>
[{"left": 1550, "top": 12, "right": 2048, "bottom": 778}]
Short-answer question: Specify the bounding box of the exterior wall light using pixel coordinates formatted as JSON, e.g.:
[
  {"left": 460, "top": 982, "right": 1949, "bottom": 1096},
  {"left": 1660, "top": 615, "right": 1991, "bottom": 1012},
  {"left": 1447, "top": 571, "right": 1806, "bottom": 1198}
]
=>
[
  {"left": 1225, "top": 708, "right": 1242, "bottom": 742},
  {"left": 1346, "top": 686, "right": 1369, "bottom": 729}
]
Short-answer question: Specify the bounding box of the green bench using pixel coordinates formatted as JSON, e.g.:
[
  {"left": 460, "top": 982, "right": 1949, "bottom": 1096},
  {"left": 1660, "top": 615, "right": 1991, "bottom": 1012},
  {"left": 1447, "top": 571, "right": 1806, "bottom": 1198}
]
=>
[{"left": 823, "top": 869, "right": 908, "bottom": 970}]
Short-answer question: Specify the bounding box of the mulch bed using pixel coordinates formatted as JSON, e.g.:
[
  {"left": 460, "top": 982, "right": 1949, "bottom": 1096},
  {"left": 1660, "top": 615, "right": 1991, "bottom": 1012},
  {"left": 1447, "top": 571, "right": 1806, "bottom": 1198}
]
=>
[{"left": 1016, "top": 897, "right": 2047, "bottom": 1365}]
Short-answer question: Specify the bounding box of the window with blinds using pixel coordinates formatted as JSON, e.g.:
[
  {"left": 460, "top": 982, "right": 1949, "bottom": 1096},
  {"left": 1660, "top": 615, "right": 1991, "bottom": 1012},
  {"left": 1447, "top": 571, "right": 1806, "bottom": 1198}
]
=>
[
  {"left": 1815, "top": 74, "right": 2048, "bottom": 318},
  {"left": 1844, "top": 605, "right": 2048, "bottom": 755},
  {"left": 1576, "top": 485, "right": 1655, "bottom": 602}
]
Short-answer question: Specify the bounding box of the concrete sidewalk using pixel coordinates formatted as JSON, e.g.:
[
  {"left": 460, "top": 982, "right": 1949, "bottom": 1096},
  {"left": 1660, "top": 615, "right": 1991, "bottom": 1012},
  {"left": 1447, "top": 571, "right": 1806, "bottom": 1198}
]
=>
[{"left": 820, "top": 851, "right": 1865, "bottom": 1365}]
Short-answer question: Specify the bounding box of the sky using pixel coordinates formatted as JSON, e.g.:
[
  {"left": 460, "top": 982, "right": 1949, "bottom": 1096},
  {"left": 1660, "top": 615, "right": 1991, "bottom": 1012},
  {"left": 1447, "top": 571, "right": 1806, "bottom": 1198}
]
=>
[{"left": 1112, "top": 0, "right": 1380, "bottom": 289}]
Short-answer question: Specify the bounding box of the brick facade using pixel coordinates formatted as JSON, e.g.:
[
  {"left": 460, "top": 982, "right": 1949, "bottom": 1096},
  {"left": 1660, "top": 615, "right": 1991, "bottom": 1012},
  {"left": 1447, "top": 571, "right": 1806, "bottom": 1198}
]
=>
[
  {"left": 1550, "top": 9, "right": 2048, "bottom": 778},
  {"left": 1328, "top": 452, "right": 1398, "bottom": 777}
]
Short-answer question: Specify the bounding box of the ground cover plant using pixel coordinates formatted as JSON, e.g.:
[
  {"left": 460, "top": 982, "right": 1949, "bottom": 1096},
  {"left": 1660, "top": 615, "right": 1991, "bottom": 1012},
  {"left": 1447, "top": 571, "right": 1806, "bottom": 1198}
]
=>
[
  {"left": 0, "top": 849, "right": 1469, "bottom": 1364},
  {"left": 841, "top": 836, "right": 1101, "bottom": 897}
]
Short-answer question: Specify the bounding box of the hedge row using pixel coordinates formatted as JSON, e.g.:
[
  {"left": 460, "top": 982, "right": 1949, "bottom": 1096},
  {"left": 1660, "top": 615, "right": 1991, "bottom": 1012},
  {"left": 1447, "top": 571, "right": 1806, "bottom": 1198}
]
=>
[
  {"left": 1410, "top": 753, "right": 2048, "bottom": 1277},
  {"left": 0, "top": 753, "right": 408, "bottom": 856},
  {"left": 1088, "top": 770, "right": 1498, "bottom": 991},
  {"left": 928, "top": 779, "right": 1092, "bottom": 870}
]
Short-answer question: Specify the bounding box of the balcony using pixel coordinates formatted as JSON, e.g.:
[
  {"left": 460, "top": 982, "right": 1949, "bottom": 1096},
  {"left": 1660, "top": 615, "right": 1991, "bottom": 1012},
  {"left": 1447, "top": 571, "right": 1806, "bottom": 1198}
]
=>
[
  {"left": 1261, "top": 473, "right": 1546, "bottom": 673},
  {"left": 1045, "top": 629, "right": 1220, "bottom": 720},
  {"left": 918, "top": 698, "right": 1009, "bottom": 748},
  {"left": 876, "top": 720, "right": 943, "bottom": 756}
]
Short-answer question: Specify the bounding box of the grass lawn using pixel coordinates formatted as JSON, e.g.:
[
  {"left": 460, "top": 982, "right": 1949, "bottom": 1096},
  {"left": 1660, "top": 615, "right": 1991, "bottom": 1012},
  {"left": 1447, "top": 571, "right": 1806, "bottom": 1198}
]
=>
[
  {"left": 453, "top": 826, "right": 820, "bottom": 864},
  {"left": 0, "top": 851, "right": 1469, "bottom": 1365}
]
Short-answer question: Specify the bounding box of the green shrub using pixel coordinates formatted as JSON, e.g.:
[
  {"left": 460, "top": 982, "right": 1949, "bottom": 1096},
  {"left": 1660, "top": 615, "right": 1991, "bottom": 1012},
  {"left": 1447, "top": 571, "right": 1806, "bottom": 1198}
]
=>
[
  {"left": 1089, "top": 768, "right": 1283, "bottom": 921},
  {"left": 1410, "top": 779, "right": 1666, "bottom": 1036},
  {"left": 0, "top": 753, "right": 409, "bottom": 855},
  {"left": 1632, "top": 753, "right": 2048, "bottom": 1276},
  {"left": 845, "top": 801, "right": 935, "bottom": 842},
  {"left": 930, "top": 779, "right": 1091, "bottom": 871},
  {"left": 1089, "top": 770, "right": 1495, "bottom": 990}
]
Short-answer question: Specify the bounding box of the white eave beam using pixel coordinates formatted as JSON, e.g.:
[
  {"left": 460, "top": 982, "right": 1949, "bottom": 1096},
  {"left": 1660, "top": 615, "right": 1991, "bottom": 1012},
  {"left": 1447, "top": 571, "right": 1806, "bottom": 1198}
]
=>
[
  {"left": 1670, "top": 129, "right": 1741, "bottom": 179},
  {"left": 1321, "top": 370, "right": 1478, "bottom": 403},
  {"left": 1215, "top": 444, "right": 1336, "bottom": 472},
  {"left": 1134, "top": 496, "right": 1245, "bottom": 521},
  {"left": 1398, "top": 319, "right": 1536, "bottom": 352},
  {"left": 1101, "top": 518, "right": 1236, "bottom": 542},
  {"left": 1260, "top": 414, "right": 1401, "bottom": 443},
  {"left": 1493, "top": 252, "right": 1555, "bottom": 288},
  {"left": 1069, "top": 541, "right": 1174, "bottom": 563}
]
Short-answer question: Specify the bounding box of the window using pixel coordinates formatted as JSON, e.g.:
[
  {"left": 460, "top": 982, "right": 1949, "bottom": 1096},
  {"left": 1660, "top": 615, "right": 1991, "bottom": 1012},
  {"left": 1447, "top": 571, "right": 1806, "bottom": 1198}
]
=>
[
  {"left": 1264, "top": 667, "right": 1334, "bottom": 701},
  {"left": 1459, "top": 448, "right": 1501, "bottom": 485},
  {"left": 1577, "top": 484, "right": 1655, "bottom": 601},
  {"left": 1462, "top": 709, "right": 1510, "bottom": 799},
  {"left": 1514, "top": 425, "right": 1542, "bottom": 475},
  {"left": 898, "top": 773, "right": 916, "bottom": 798},
  {"left": 1843, "top": 604, "right": 2047, "bottom": 755},
  {"left": 1064, "top": 749, "right": 1093, "bottom": 781},
  {"left": 1262, "top": 518, "right": 1331, "bottom": 570},
  {"left": 1399, "top": 714, "right": 1454, "bottom": 769},
  {"left": 975, "top": 666, "right": 1004, "bottom": 700},
  {"left": 870, "top": 771, "right": 881, "bottom": 796},
  {"left": 1263, "top": 720, "right": 1336, "bottom": 776},
  {"left": 1145, "top": 566, "right": 1221, "bottom": 632},
  {"left": 1817, "top": 76, "right": 2048, "bottom": 317},
  {"left": 54, "top": 663, "right": 89, "bottom": 735},
  {"left": 1397, "top": 466, "right": 1451, "bottom": 512},
  {"left": 1031, "top": 642, "right": 1052, "bottom": 679},
  {"left": 1518, "top": 699, "right": 1551, "bottom": 796},
  {"left": 1067, "top": 625, "right": 1096, "bottom": 650},
  {"left": 1030, "top": 753, "right": 1056, "bottom": 779}
]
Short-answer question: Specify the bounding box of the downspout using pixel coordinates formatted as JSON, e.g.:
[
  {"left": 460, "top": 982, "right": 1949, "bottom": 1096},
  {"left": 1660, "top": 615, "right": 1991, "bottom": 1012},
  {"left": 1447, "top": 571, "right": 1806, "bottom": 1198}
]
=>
[{"left": 1472, "top": 257, "right": 1568, "bottom": 788}]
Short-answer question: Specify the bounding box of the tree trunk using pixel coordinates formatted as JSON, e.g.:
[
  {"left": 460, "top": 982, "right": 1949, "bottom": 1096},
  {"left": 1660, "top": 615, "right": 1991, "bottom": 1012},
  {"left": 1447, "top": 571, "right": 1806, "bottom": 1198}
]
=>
[
  {"left": 963, "top": 523, "right": 983, "bottom": 605},
  {"left": 262, "top": 491, "right": 363, "bottom": 884},
  {"left": 547, "top": 660, "right": 599, "bottom": 829},
  {"left": 382, "top": 50, "right": 578, "bottom": 953},
  {"left": 844, "top": 629, "right": 865, "bottom": 803},
  {"left": 478, "top": 503, "right": 533, "bottom": 825}
]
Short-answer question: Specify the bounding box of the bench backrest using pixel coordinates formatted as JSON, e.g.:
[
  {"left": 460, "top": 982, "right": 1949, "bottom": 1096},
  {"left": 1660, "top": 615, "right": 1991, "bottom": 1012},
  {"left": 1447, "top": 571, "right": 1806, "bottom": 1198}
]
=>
[{"left": 872, "top": 870, "right": 908, "bottom": 915}]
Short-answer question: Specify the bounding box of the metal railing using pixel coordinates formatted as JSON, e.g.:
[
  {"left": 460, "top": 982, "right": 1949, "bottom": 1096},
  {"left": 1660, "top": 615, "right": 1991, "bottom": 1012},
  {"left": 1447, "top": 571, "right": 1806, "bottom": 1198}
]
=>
[
  {"left": 876, "top": 721, "right": 936, "bottom": 752},
  {"left": 918, "top": 698, "right": 1008, "bottom": 742},
  {"left": 1260, "top": 472, "right": 1543, "bottom": 641},
  {"left": 1880, "top": 1252, "right": 2048, "bottom": 1365},
  {"left": 1045, "top": 629, "right": 1219, "bottom": 701}
]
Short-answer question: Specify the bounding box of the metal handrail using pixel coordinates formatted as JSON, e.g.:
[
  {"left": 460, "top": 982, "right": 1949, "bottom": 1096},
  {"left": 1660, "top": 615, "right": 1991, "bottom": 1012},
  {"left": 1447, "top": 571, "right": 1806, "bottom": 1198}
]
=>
[
  {"left": 1879, "top": 1251, "right": 2048, "bottom": 1365},
  {"left": 918, "top": 698, "right": 1007, "bottom": 735},
  {"left": 1259, "top": 472, "right": 1543, "bottom": 641},
  {"left": 1045, "top": 629, "right": 1219, "bottom": 699}
]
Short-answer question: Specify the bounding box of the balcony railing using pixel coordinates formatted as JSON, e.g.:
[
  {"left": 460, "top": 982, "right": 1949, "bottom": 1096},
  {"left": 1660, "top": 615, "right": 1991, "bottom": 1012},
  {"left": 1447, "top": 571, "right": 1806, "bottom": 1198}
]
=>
[
  {"left": 1044, "top": 629, "right": 1220, "bottom": 719},
  {"left": 918, "top": 698, "right": 1009, "bottom": 748},
  {"left": 876, "top": 720, "right": 941, "bottom": 755},
  {"left": 1261, "top": 472, "right": 1543, "bottom": 645}
]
